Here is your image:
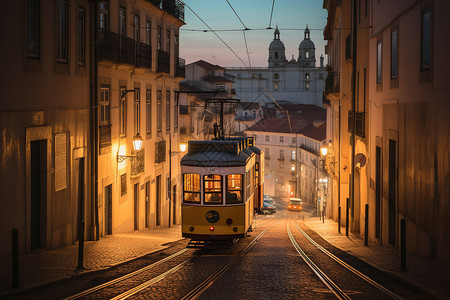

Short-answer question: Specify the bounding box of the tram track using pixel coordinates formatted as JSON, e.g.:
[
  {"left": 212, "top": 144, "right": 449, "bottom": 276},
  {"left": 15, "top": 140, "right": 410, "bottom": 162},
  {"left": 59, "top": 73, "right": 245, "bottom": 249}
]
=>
[
  {"left": 180, "top": 221, "right": 277, "bottom": 300},
  {"left": 287, "top": 218, "right": 351, "bottom": 300},
  {"left": 287, "top": 217, "right": 404, "bottom": 300},
  {"left": 294, "top": 220, "right": 403, "bottom": 300},
  {"left": 64, "top": 218, "right": 275, "bottom": 300},
  {"left": 64, "top": 248, "right": 191, "bottom": 300}
]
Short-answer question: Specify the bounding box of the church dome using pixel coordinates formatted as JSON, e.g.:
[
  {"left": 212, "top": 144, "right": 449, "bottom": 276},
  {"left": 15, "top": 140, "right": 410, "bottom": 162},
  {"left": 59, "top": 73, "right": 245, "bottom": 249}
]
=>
[
  {"left": 269, "top": 39, "right": 285, "bottom": 50},
  {"left": 299, "top": 38, "right": 315, "bottom": 49}
]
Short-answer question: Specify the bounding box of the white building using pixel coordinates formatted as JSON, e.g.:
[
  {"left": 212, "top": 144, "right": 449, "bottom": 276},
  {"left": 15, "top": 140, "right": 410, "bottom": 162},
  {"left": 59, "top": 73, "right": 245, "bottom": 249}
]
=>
[
  {"left": 227, "top": 26, "right": 327, "bottom": 107},
  {"left": 245, "top": 104, "right": 326, "bottom": 205}
]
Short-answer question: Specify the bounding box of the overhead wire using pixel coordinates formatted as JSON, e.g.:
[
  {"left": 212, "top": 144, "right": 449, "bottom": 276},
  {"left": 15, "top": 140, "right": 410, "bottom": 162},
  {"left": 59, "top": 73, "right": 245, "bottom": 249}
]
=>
[
  {"left": 267, "top": 0, "right": 275, "bottom": 29},
  {"left": 225, "top": 0, "right": 249, "bottom": 30}
]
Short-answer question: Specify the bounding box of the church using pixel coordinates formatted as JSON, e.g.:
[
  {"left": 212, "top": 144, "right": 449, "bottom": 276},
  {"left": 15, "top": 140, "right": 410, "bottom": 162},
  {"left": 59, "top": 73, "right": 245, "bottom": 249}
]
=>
[{"left": 226, "top": 26, "right": 326, "bottom": 106}]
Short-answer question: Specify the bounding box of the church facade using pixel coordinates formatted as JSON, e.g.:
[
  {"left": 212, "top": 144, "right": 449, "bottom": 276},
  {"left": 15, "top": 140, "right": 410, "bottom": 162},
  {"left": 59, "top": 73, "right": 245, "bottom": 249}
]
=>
[{"left": 227, "top": 26, "right": 326, "bottom": 106}]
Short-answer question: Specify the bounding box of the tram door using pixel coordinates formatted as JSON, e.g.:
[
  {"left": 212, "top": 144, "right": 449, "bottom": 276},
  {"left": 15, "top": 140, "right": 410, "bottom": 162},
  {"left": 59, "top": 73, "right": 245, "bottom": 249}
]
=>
[{"left": 156, "top": 175, "right": 161, "bottom": 226}]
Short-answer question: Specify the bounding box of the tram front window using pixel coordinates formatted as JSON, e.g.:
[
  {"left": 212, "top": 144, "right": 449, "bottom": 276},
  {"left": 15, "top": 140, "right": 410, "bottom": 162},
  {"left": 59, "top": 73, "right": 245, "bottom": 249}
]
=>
[
  {"left": 204, "top": 174, "right": 222, "bottom": 204},
  {"left": 183, "top": 173, "right": 200, "bottom": 203},
  {"left": 226, "top": 174, "right": 243, "bottom": 204}
]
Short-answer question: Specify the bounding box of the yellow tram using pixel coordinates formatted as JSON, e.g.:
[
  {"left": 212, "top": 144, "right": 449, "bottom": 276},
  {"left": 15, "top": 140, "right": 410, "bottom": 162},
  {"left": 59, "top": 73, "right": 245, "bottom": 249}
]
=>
[{"left": 180, "top": 137, "right": 264, "bottom": 246}]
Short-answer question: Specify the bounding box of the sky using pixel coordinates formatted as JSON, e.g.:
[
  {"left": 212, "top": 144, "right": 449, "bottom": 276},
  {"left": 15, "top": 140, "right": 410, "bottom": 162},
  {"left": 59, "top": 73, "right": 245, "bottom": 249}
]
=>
[{"left": 179, "top": 0, "right": 328, "bottom": 68}]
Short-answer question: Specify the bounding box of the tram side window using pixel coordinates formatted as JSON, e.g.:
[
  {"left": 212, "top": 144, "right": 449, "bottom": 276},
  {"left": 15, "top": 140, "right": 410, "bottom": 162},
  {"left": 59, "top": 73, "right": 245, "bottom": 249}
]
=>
[
  {"left": 204, "top": 174, "right": 222, "bottom": 204},
  {"left": 183, "top": 173, "right": 200, "bottom": 203},
  {"left": 226, "top": 174, "right": 243, "bottom": 204}
]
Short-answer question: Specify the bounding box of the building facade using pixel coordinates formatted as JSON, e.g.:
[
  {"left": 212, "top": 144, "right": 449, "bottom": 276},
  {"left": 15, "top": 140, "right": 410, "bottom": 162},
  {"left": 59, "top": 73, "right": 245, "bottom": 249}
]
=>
[
  {"left": 227, "top": 27, "right": 327, "bottom": 107},
  {"left": 323, "top": 0, "right": 450, "bottom": 260}
]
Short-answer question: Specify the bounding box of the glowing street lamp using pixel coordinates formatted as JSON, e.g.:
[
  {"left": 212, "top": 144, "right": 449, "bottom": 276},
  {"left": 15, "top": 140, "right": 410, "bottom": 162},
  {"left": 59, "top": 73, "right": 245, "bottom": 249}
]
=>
[
  {"left": 117, "top": 133, "right": 144, "bottom": 162},
  {"left": 320, "top": 145, "right": 328, "bottom": 156},
  {"left": 179, "top": 142, "right": 187, "bottom": 153}
]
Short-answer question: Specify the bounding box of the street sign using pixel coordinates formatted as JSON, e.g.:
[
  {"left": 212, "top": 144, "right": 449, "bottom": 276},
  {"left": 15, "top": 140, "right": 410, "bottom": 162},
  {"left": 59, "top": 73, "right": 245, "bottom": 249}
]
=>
[{"left": 355, "top": 153, "right": 367, "bottom": 168}]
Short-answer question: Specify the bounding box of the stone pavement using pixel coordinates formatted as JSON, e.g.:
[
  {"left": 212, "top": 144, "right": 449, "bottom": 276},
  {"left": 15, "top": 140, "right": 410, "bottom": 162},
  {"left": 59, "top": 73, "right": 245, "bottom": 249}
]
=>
[
  {"left": 0, "top": 225, "right": 183, "bottom": 296},
  {"left": 304, "top": 217, "right": 450, "bottom": 299}
]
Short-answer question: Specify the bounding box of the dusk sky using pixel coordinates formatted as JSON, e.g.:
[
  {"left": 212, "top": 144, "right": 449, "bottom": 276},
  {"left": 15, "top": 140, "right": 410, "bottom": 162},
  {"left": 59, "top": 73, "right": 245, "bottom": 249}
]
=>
[{"left": 180, "top": 0, "right": 328, "bottom": 68}]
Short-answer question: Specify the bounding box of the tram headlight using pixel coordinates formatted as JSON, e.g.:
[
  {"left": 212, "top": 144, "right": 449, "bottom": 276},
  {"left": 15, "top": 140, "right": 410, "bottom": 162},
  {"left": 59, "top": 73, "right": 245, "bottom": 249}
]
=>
[
  {"left": 209, "top": 226, "right": 215, "bottom": 231},
  {"left": 189, "top": 226, "right": 194, "bottom": 232},
  {"left": 226, "top": 218, "right": 233, "bottom": 225}
]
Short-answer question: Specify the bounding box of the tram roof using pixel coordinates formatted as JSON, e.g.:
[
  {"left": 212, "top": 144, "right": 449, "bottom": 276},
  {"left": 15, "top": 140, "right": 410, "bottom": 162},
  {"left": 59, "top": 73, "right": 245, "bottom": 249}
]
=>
[{"left": 180, "top": 139, "right": 255, "bottom": 167}]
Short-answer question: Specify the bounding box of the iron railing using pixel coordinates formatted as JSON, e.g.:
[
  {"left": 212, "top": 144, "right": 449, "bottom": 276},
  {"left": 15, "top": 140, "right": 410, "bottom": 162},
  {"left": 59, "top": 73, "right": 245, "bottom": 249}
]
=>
[
  {"left": 97, "top": 29, "right": 151, "bottom": 68},
  {"left": 155, "top": 140, "right": 166, "bottom": 163},
  {"left": 175, "top": 57, "right": 185, "bottom": 77},
  {"left": 157, "top": 49, "right": 170, "bottom": 73}
]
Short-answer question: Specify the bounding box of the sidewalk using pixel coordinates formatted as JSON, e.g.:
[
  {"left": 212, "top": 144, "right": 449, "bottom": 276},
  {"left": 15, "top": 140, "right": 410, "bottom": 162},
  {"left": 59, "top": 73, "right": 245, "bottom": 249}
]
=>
[
  {"left": 304, "top": 217, "right": 450, "bottom": 299},
  {"left": 0, "top": 225, "right": 183, "bottom": 296}
]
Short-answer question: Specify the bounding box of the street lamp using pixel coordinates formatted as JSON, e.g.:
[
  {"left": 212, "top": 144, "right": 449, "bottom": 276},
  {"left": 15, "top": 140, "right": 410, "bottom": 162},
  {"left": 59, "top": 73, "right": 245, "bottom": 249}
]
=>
[
  {"left": 117, "top": 133, "right": 144, "bottom": 162},
  {"left": 179, "top": 142, "right": 187, "bottom": 153},
  {"left": 320, "top": 145, "right": 328, "bottom": 156}
]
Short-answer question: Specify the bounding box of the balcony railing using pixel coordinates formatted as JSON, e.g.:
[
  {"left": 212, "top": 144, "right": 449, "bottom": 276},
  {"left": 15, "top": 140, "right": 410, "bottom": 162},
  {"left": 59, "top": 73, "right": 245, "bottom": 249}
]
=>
[
  {"left": 98, "top": 29, "right": 151, "bottom": 68},
  {"left": 348, "top": 111, "right": 366, "bottom": 137},
  {"left": 148, "top": 0, "right": 185, "bottom": 22},
  {"left": 175, "top": 57, "right": 185, "bottom": 78},
  {"left": 157, "top": 50, "right": 170, "bottom": 73},
  {"left": 131, "top": 149, "right": 145, "bottom": 175}
]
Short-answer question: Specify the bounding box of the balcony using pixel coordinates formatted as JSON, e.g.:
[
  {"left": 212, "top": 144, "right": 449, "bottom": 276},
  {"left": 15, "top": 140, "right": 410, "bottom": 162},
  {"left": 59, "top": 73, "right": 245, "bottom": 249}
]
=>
[
  {"left": 146, "top": 0, "right": 185, "bottom": 22},
  {"left": 278, "top": 156, "right": 285, "bottom": 161},
  {"left": 131, "top": 149, "right": 145, "bottom": 176},
  {"left": 175, "top": 57, "right": 185, "bottom": 78},
  {"left": 157, "top": 50, "right": 170, "bottom": 73},
  {"left": 348, "top": 111, "right": 366, "bottom": 138},
  {"left": 97, "top": 29, "right": 151, "bottom": 68}
]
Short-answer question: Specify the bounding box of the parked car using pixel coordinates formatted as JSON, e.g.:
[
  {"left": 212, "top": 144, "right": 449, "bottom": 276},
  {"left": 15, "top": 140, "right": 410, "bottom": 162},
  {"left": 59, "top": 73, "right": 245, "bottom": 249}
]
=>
[
  {"left": 260, "top": 201, "right": 276, "bottom": 215},
  {"left": 287, "top": 198, "right": 303, "bottom": 212}
]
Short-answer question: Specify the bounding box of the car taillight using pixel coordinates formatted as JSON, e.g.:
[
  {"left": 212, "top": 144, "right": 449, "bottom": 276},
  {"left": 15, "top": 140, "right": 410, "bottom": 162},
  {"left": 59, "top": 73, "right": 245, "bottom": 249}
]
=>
[
  {"left": 209, "top": 226, "right": 214, "bottom": 231},
  {"left": 288, "top": 205, "right": 292, "bottom": 208}
]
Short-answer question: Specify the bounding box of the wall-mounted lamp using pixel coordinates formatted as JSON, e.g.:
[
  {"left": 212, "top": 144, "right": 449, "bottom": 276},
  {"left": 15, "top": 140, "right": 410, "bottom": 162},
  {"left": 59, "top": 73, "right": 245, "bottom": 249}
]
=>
[
  {"left": 320, "top": 145, "right": 328, "bottom": 156},
  {"left": 179, "top": 142, "right": 187, "bottom": 153},
  {"left": 117, "top": 133, "right": 144, "bottom": 162}
]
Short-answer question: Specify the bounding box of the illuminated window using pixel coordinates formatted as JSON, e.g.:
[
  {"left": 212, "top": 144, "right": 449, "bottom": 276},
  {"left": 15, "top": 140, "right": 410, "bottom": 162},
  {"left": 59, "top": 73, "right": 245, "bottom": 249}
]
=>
[
  {"left": 204, "top": 175, "right": 222, "bottom": 204},
  {"left": 183, "top": 173, "right": 200, "bottom": 203},
  {"left": 305, "top": 73, "right": 310, "bottom": 79},
  {"left": 99, "top": 86, "right": 110, "bottom": 126},
  {"left": 226, "top": 174, "right": 242, "bottom": 204}
]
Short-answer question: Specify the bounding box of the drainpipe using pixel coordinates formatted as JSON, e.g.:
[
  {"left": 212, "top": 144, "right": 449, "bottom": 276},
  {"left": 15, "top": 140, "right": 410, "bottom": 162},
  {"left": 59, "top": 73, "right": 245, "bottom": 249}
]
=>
[
  {"left": 350, "top": 0, "right": 357, "bottom": 228},
  {"left": 89, "top": 0, "right": 99, "bottom": 240}
]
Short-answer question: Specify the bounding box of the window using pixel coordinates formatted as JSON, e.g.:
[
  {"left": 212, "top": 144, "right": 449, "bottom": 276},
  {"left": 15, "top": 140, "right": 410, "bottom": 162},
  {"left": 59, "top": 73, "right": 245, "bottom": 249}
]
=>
[
  {"left": 274, "top": 83, "right": 278, "bottom": 90},
  {"left": 245, "top": 169, "right": 253, "bottom": 199},
  {"left": 291, "top": 150, "right": 296, "bottom": 161},
  {"left": 76, "top": 7, "right": 85, "bottom": 66},
  {"left": 134, "top": 88, "right": 140, "bottom": 134},
  {"left": 274, "top": 52, "right": 278, "bottom": 59},
  {"left": 183, "top": 173, "right": 200, "bottom": 203},
  {"left": 157, "top": 26, "right": 162, "bottom": 50},
  {"left": 279, "top": 149, "right": 284, "bottom": 160},
  {"left": 305, "top": 82, "right": 310, "bottom": 90},
  {"left": 274, "top": 73, "right": 279, "bottom": 80},
  {"left": 146, "top": 89, "right": 151, "bottom": 134},
  {"left": 119, "top": 7, "right": 126, "bottom": 35},
  {"left": 56, "top": 0, "right": 68, "bottom": 62},
  {"left": 166, "top": 29, "right": 171, "bottom": 52},
  {"left": 204, "top": 175, "right": 222, "bottom": 204},
  {"left": 305, "top": 51, "right": 309, "bottom": 58},
  {"left": 265, "top": 135, "right": 269, "bottom": 142},
  {"left": 291, "top": 164, "right": 295, "bottom": 171},
  {"left": 280, "top": 136, "right": 284, "bottom": 143},
  {"left": 391, "top": 28, "right": 398, "bottom": 79},
  {"left": 305, "top": 73, "right": 310, "bottom": 79},
  {"left": 226, "top": 174, "right": 242, "bottom": 204},
  {"left": 134, "top": 14, "right": 140, "bottom": 42},
  {"left": 216, "top": 83, "right": 225, "bottom": 91},
  {"left": 157, "top": 90, "right": 162, "bottom": 132},
  {"left": 174, "top": 33, "right": 179, "bottom": 58},
  {"left": 99, "top": 86, "right": 110, "bottom": 126},
  {"left": 265, "top": 148, "right": 269, "bottom": 158},
  {"left": 99, "top": 1, "right": 108, "bottom": 30},
  {"left": 166, "top": 90, "right": 170, "bottom": 131},
  {"left": 252, "top": 110, "right": 256, "bottom": 118},
  {"left": 119, "top": 88, "right": 127, "bottom": 136},
  {"left": 146, "top": 21, "right": 151, "bottom": 45},
  {"left": 292, "top": 137, "right": 296, "bottom": 144},
  {"left": 120, "top": 173, "right": 127, "bottom": 196},
  {"left": 421, "top": 8, "right": 432, "bottom": 70},
  {"left": 377, "top": 41, "right": 382, "bottom": 83},
  {"left": 26, "top": 0, "right": 40, "bottom": 58}
]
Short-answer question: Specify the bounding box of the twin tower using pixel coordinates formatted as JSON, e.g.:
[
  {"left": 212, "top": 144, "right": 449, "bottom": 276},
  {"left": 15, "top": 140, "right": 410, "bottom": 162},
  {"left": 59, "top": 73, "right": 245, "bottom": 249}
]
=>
[{"left": 268, "top": 25, "right": 319, "bottom": 68}]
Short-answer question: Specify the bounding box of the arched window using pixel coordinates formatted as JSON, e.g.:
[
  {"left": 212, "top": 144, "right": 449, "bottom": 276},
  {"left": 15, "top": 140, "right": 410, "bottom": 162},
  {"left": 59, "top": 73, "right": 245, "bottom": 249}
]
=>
[
  {"left": 305, "top": 73, "right": 310, "bottom": 79},
  {"left": 274, "top": 73, "right": 279, "bottom": 80},
  {"left": 305, "top": 51, "right": 309, "bottom": 58},
  {"left": 275, "top": 52, "right": 278, "bottom": 59}
]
